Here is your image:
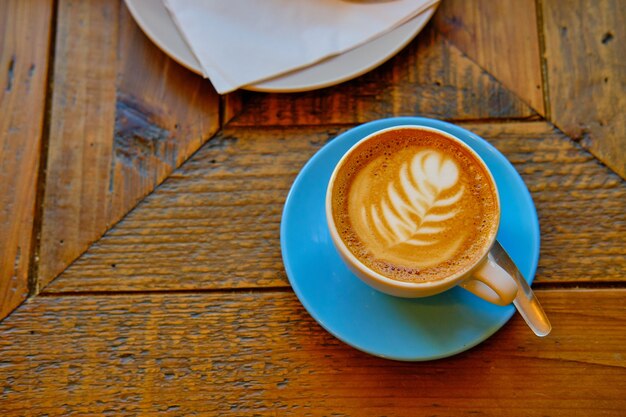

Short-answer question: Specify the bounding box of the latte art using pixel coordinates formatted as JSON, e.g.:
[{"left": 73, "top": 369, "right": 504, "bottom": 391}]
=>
[
  {"left": 331, "top": 128, "right": 499, "bottom": 283},
  {"left": 365, "top": 150, "right": 464, "bottom": 248}
]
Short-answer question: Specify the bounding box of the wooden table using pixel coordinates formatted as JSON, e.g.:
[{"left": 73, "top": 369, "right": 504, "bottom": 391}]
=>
[{"left": 1, "top": 0, "right": 625, "bottom": 415}]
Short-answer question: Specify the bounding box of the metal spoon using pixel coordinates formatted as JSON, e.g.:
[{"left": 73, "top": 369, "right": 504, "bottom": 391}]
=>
[{"left": 491, "top": 241, "right": 552, "bottom": 337}]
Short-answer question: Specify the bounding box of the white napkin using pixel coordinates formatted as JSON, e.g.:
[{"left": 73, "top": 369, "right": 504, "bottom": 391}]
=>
[{"left": 164, "top": 0, "right": 439, "bottom": 94}]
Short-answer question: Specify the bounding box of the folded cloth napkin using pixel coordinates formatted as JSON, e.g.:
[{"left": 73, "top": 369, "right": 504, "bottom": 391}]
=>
[{"left": 164, "top": 0, "right": 439, "bottom": 94}]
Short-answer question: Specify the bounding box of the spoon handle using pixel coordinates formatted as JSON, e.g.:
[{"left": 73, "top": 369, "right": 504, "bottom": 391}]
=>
[{"left": 492, "top": 241, "right": 552, "bottom": 337}]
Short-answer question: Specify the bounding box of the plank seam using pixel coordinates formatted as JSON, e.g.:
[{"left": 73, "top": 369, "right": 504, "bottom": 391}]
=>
[
  {"left": 222, "top": 116, "right": 544, "bottom": 132},
  {"left": 218, "top": 90, "right": 225, "bottom": 127},
  {"left": 28, "top": 0, "right": 59, "bottom": 297},
  {"left": 535, "top": 0, "right": 552, "bottom": 119},
  {"left": 40, "top": 286, "right": 294, "bottom": 297},
  {"left": 40, "top": 282, "right": 626, "bottom": 297},
  {"left": 532, "top": 281, "right": 626, "bottom": 290}
]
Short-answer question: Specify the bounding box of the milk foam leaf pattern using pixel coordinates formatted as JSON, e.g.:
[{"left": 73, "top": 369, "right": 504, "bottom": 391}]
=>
[{"left": 368, "top": 150, "right": 464, "bottom": 248}]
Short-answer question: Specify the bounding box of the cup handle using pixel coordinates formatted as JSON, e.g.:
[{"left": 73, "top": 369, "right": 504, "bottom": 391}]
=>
[{"left": 460, "top": 253, "right": 518, "bottom": 306}]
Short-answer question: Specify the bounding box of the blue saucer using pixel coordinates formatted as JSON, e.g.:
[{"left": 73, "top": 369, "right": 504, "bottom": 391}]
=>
[{"left": 280, "top": 117, "right": 540, "bottom": 361}]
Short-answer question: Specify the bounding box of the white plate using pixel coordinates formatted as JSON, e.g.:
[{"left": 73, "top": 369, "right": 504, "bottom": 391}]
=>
[{"left": 124, "top": 0, "right": 438, "bottom": 93}]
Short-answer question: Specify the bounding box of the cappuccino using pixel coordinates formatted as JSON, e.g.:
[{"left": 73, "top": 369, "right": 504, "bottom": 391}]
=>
[{"left": 330, "top": 128, "right": 499, "bottom": 283}]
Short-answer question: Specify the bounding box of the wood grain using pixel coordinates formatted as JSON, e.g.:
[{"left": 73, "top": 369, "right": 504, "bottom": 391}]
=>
[
  {"left": 434, "top": 0, "right": 545, "bottom": 115},
  {"left": 0, "top": 289, "right": 624, "bottom": 416},
  {"left": 0, "top": 0, "right": 53, "bottom": 319},
  {"left": 227, "top": 26, "right": 537, "bottom": 127},
  {"left": 541, "top": 0, "right": 626, "bottom": 178},
  {"left": 44, "top": 122, "right": 626, "bottom": 293},
  {"left": 37, "top": 0, "right": 220, "bottom": 290}
]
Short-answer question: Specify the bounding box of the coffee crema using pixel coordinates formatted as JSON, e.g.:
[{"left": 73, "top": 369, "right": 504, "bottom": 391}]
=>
[{"left": 331, "top": 128, "right": 499, "bottom": 283}]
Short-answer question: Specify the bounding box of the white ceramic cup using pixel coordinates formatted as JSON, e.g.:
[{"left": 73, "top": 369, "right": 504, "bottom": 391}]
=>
[{"left": 326, "top": 125, "right": 518, "bottom": 306}]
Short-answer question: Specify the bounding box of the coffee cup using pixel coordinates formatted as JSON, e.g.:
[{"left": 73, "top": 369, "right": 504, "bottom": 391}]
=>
[{"left": 326, "top": 125, "right": 520, "bottom": 306}]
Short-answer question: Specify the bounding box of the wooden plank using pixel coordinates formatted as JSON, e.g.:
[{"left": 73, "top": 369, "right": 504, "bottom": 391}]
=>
[
  {"left": 44, "top": 121, "right": 626, "bottom": 293},
  {"left": 37, "top": 0, "right": 119, "bottom": 290},
  {"left": 434, "top": 0, "right": 545, "bottom": 115},
  {"left": 0, "top": 289, "right": 624, "bottom": 416},
  {"left": 37, "top": 0, "right": 220, "bottom": 290},
  {"left": 541, "top": 0, "right": 626, "bottom": 178},
  {"left": 226, "top": 26, "right": 537, "bottom": 127},
  {"left": 109, "top": 4, "right": 220, "bottom": 224},
  {"left": 0, "top": 0, "right": 53, "bottom": 319}
]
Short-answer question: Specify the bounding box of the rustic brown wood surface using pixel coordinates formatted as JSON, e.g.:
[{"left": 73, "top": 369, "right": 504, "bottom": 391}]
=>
[
  {"left": 541, "top": 0, "right": 626, "bottom": 178},
  {"left": 0, "top": 290, "right": 624, "bottom": 416},
  {"left": 37, "top": 0, "right": 220, "bottom": 290},
  {"left": 1, "top": 0, "right": 625, "bottom": 415},
  {"left": 0, "top": 0, "right": 53, "bottom": 319},
  {"left": 45, "top": 122, "right": 626, "bottom": 293},
  {"left": 434, "top": 0, "right": 545, "bottom": 115}
]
